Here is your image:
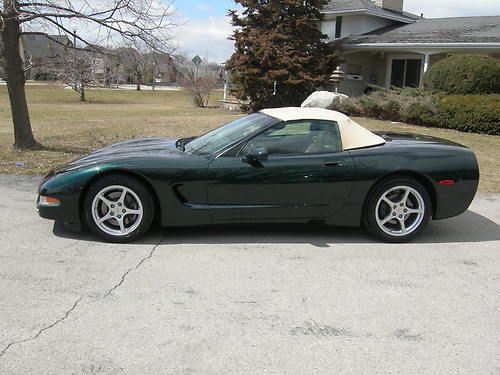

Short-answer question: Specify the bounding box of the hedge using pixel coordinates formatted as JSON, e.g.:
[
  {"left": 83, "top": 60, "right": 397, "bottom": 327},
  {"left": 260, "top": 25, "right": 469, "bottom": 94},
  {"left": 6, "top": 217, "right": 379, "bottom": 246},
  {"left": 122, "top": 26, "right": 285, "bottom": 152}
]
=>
[
  {"left": 424, "top": 55, "right": 500, "bottom": 95},
  {"left": 435, "top": 95, "right": 500, "bottom": 135}
]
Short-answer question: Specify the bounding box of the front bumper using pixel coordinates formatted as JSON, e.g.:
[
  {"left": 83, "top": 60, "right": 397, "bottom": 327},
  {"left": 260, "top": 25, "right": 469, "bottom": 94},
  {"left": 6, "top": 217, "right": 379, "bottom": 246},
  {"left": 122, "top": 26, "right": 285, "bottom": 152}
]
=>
[
  {"left": 37, "top": 197, "right": 72, "bottom": 221},
  {"left": 37, "top": 168, "right": 98, "bottom": 223}
]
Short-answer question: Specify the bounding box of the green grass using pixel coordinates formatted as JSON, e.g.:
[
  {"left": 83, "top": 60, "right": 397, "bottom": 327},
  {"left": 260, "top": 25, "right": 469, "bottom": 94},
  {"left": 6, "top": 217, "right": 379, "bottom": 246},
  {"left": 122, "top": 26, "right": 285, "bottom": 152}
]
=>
[{"left": 0, "top": 84, "right": 499, "bottom": 192}]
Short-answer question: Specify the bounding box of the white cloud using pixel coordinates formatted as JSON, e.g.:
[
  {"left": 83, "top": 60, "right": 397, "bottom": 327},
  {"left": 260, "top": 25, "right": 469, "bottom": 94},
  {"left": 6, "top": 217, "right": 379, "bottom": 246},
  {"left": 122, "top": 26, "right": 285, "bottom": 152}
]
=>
[
  {"left": 404, "top": 0, "right": 500, "bottom": 17},
  {"left": 172, "top": 16, "right": 234, "bottom": 63},
  {"left": 195, "top": 3, "right": 213, "bottom": 13}
]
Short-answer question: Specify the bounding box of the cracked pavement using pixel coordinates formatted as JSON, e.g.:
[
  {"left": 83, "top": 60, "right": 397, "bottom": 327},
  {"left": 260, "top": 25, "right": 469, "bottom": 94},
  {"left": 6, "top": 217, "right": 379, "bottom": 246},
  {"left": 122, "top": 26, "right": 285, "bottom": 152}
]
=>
[{"left": 0, "top": 173, "right": 499, "bottom": 374}]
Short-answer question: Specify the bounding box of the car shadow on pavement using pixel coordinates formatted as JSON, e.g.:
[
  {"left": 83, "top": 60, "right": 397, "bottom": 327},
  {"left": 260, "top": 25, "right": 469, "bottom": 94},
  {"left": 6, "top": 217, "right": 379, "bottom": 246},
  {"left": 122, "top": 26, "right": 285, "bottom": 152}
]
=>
[{"left": 53, "top": 209, "right": 500, "bottom": 246}]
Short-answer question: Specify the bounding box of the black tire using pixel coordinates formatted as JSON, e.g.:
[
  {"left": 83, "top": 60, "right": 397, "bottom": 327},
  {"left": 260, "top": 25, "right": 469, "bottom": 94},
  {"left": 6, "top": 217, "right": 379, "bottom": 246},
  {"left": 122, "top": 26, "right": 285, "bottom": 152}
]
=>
[
  {"left": 363, "top": 177, "right": 432, "bottom": 243},
  {"left": 83, "top": 174, "right": 154, "bottom": 243}
]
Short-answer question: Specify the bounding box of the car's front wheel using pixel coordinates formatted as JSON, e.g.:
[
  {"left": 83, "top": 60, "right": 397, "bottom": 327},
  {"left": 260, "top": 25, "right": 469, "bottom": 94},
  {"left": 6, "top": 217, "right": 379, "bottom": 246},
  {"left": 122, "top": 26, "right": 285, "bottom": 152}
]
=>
[
  {"left": 83, "top": 175, "right": 154, "bottom": 243},
  {"left": 364, "top": 177, "right": 432, "bottom": 243}
]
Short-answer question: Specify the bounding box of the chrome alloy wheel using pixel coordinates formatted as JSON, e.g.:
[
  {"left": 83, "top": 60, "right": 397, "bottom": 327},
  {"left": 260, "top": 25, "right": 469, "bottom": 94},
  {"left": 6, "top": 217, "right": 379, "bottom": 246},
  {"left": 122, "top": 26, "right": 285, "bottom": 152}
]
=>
[
  {"left": 375, "top": 185, "right": 425, "bottom": 237},
  {"left": 91, "top": 185, "right": 144, "bottom": 237}
]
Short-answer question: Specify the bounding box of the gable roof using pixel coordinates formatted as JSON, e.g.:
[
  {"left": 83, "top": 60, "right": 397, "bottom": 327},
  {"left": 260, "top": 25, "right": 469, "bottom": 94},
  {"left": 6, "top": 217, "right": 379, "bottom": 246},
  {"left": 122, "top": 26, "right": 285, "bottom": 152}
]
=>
[
  {"left": 21, "top": 34, "right": 71, "bottom": 59},
  {"left": 342, "top": 16, "right": 500, "bottom": 46},
  {"left": 322, "top": 0, "right": 419, "bottom": 23}
]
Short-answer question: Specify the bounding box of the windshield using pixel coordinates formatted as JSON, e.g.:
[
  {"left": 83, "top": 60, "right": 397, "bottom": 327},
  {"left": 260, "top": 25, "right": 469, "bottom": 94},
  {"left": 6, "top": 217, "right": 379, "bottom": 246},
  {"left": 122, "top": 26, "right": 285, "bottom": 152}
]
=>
[{"left": 184, "top": 113, "right": 278, "bottom": 156}]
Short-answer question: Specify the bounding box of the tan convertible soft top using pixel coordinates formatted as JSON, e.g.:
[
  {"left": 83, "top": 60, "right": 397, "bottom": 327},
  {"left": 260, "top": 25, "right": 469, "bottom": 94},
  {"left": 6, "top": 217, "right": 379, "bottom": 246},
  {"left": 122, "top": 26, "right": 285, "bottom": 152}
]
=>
[{"left": 260, "top": 107, "right": 386, "bottom": 151}]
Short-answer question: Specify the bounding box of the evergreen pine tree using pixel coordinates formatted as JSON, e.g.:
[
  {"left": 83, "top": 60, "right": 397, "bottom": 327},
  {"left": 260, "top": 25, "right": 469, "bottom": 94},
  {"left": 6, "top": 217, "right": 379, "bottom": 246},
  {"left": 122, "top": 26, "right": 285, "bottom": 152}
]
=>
[{"left": 227, "top": 0, "right": 339, "bottom": 111}]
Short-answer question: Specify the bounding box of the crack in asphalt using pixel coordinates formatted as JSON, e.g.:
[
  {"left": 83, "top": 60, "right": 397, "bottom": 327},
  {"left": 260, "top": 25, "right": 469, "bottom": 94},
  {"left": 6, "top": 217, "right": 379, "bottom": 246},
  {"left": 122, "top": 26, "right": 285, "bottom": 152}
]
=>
[
  {"left": 102, "top": 235, "right": 165, "bottom": 299},
  {"left": 0, "top": 236, "right": 164, "bottom": 360},
  {"left": 0, "top": 295, "right": 84, "bottom": 360}
]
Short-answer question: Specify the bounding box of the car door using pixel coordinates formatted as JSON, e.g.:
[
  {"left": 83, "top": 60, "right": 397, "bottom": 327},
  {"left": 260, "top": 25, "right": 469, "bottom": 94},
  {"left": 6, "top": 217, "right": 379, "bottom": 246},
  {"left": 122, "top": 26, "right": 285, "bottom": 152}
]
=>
[{"left": 206, "top": 119, "right": 355, "bottom": 222}]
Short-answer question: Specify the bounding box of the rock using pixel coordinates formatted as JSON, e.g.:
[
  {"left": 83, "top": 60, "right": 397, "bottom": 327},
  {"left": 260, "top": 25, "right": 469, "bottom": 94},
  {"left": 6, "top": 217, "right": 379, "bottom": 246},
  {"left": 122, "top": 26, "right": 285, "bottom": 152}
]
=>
[{"left": 301, "top": 91, "right": 348, "bottom": 109}]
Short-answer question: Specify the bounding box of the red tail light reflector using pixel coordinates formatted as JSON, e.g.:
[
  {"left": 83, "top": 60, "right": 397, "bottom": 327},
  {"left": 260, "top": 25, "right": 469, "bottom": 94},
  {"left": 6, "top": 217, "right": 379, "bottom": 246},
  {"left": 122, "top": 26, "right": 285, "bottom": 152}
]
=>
[{"left": 439, "top": 180, "right": 456, "bottom": 186}]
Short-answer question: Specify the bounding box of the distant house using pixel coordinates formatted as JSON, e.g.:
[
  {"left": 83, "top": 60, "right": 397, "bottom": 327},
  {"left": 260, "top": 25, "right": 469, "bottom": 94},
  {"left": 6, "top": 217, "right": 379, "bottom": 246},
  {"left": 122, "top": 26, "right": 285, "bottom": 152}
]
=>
[
  {"left": 321, "top": 0, "right": 500, "bottom": 96},
  {"left": 21, "top": 34, "right": 73, "bottom": 80},
  {"left": 113, "top": 48, "right": 178, "bottom": 86},
  {"left": 153, "top": 53, "right": 178, "bottom": 84}
]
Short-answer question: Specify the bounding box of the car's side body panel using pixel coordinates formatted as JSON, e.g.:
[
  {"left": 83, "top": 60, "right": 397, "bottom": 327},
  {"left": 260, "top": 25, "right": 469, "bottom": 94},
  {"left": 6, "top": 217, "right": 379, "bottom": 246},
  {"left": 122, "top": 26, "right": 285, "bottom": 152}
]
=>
[{"left": 206, "top": 152, "right": 355, "bottom": 222}]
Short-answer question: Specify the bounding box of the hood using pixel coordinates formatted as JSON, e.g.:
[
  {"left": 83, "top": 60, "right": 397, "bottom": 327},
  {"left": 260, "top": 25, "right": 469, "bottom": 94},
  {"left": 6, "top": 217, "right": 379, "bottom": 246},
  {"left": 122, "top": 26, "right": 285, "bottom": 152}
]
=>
[{"left": 55, "top": 137, "right": 187, "bottom": 173}]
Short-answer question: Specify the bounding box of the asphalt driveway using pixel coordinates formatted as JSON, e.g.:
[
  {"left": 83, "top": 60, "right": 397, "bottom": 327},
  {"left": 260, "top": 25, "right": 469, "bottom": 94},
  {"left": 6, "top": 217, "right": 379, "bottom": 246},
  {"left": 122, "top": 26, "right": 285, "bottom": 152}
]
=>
[{"left": 0, "top": 173, "right": 499, "bottom": 374}]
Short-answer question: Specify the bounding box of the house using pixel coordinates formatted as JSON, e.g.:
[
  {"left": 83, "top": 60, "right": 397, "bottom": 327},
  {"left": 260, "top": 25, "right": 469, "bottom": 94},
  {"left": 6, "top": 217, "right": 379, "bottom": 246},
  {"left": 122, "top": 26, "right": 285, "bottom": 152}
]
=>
[
  {"left": 21, "top": 34, "right": 73, "bottom": 80},
  {"left": 80, "top": 45, "right": 125, "bottom": 86},
  {"left": 321, "top": 0, "right": 500, "bottom": 96},
  {"left": 151, "top": 53, "right": 178, "bottom": 84}
]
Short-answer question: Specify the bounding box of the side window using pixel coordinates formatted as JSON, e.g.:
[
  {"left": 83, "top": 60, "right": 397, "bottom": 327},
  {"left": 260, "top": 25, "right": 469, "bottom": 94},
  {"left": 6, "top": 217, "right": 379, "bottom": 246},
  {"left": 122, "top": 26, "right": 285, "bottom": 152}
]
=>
[
  {"left": 242, "top": 120, "right": 342, "bottom": 156},
  {"left": 271, "top": 121, "right": 310, "bottom": 136}
]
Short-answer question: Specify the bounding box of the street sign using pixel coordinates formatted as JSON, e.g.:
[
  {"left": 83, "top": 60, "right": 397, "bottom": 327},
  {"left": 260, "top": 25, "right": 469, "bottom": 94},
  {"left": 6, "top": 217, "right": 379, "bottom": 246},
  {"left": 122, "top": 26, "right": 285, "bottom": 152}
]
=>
[{"left": 192, "top": 55, "right": 202, "bottom": 66}]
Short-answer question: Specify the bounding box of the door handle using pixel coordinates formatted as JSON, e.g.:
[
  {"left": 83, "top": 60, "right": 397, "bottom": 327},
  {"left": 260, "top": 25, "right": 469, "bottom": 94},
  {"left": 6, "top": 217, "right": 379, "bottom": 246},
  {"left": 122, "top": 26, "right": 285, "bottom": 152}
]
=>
[{"left": 323, "top": 161, "right": 344, "bottom": 167}]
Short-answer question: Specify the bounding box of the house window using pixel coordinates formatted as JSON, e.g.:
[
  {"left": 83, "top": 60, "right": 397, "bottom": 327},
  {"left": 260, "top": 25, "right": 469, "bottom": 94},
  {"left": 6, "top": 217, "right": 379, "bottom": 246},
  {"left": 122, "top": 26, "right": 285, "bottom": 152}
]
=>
[
  {"left": 335, "top": 16, "right": 343, "bottom": 39},
  {"left": 390, "top": 59, "right": 422, "bottom": 88}
]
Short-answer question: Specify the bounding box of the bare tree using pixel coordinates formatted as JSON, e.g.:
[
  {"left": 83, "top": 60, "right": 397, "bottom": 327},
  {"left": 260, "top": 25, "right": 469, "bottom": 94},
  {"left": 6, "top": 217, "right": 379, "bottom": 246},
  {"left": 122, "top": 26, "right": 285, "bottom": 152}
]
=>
[
  {"left": 117, "top": 47, "right": 149, "bottom": 91},
  {"left": 58, "top": 49, "right": 106, "bottom": 102},
  {"left": 180, "top": 58, "right": 220, "bottom": 108},
  {"left": 0, "top": 0, "right": 174, "bottom": 149}
]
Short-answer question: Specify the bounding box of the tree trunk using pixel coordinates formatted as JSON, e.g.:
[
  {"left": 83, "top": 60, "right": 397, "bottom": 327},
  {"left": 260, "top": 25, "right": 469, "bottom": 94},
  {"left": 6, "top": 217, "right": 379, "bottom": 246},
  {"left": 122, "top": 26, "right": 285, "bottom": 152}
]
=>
[
  {"left": 80, "top": 87, "right": 86, "bottom": 102},
  {"left": 2, "top": 0, "right": 37, "bottom": 149},
  {"left": 136, "top": 72, "right": 141, "bottom": 91}
]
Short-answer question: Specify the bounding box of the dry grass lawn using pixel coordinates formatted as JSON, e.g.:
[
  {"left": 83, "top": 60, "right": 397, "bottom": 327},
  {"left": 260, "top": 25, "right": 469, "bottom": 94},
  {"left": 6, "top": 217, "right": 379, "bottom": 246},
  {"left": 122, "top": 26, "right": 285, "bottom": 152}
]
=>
[
  {"left": 0, "top": 84, "right": 498, "bottom": 192},
  {"left": 0, "top": 84, "right": 240, "bottom": 174}
]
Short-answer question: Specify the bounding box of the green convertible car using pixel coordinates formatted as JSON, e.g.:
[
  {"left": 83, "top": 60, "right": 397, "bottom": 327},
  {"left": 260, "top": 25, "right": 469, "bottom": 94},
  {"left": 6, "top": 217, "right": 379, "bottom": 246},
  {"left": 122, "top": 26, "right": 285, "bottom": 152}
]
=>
[{"left": 37, "top": 107, "right": 479, "bottom": 243}]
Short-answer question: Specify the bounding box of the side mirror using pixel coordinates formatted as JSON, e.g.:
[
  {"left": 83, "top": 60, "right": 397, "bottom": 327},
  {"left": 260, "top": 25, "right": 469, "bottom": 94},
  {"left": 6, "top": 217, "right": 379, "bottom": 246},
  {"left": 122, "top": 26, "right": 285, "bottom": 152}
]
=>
[{"left": 242, "top": 146, "right": 269, "bottom": 163}]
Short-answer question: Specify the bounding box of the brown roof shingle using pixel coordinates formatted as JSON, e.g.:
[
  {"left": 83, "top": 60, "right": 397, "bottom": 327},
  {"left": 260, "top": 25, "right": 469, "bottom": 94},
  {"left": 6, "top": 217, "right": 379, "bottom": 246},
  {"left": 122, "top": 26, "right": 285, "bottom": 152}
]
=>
[
  {"left": 343, "top": 16, "right": 500, "bottom": 45},
  {"left": 322, "top": 0, "right": 419, "bottom": 22}
]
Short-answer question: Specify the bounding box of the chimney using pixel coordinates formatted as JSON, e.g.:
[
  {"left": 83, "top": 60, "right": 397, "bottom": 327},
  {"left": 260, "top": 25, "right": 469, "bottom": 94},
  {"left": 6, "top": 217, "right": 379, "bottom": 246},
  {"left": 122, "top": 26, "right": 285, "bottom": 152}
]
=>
[{"left": 374, "top": 0, "right": 404, "bottom": 14}]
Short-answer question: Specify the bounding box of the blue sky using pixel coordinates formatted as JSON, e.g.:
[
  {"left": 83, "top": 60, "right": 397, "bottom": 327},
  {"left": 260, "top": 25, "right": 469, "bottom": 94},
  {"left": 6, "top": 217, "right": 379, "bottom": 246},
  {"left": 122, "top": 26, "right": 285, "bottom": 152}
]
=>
[
  {"left": 175, "top": 0, "right": 235, "bottom": 19},
  {"left": 172, "top": 0, "right": 500, "bottom": 62}
]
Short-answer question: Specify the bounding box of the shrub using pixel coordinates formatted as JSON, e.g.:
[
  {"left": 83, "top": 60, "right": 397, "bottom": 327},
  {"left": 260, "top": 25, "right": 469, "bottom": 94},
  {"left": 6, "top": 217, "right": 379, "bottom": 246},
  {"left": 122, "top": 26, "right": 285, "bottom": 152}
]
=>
[
  {"left": 434, "top": 95, "right": 500, "bottom": 135},
  {"left": 383, "top": 99, "right": 402, "bottom": 120},
  {"left": 424, "top": 55, "right": 500, "bottom": 95},
  {"left": 336, "top": 89, "right": 434, "bottom": 122},
  {"left": 336, "top": 99, "right": 361, "bottom": 116},
  {"left": 402, "top": 101, "right": 438, "bottom": 125},
  {"left": 180, "top": 69, "right": 219, "bottom": 108},
  {"left": 358, "top": 95, "right": 382, "bottom": 118},
  {"left": 354, "top": 92, "right": 402, "bottom": 121}
]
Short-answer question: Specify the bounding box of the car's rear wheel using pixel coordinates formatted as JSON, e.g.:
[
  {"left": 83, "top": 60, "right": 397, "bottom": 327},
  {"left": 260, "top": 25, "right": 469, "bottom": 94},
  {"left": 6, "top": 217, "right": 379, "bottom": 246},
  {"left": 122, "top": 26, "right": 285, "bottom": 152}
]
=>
[
  {"left": 364, "top": 177, "right": 432, "bottom": 243},
  {"left": 84, "top": 175, "right": 154, "bottom": 243}
]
